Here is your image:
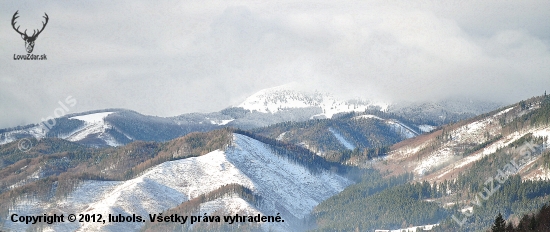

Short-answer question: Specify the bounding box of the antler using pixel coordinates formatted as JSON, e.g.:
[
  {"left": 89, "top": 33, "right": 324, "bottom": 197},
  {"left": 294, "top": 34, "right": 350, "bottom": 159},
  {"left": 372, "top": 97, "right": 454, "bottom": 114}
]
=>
[
  {"left": 11, "top": 11, "right": 49, "bottom": 39},
  {"left": 11, "top": 11, "right": 27, "bottom": 37},
  {"left": 31, "top": 13, "right": 49, "bottom": 38}
]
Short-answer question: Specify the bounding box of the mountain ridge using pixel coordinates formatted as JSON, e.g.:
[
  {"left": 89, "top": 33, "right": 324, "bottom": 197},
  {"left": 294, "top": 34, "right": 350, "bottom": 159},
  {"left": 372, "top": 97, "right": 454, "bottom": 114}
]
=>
[
  {"left": 0, "top": 85, "right": 502, "bottom": 149},
  {"left": 311, "top": 94, "right": 550, "bottom": 231},
  {"left": 1, "top": 132, "right": 352, "bottom": 232}
]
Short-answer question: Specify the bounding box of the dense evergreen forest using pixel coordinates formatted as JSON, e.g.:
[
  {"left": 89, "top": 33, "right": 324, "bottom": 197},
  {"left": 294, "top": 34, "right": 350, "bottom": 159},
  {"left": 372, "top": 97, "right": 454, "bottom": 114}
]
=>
[
  {"left": 312, "top": 169, "right": 550, "bottom": 232},
  {"left": 312, "top": 170, "right": 447, "bottom": 231},
  {"left": 488, "top": 202, "right": 550, "bottom": 231}
]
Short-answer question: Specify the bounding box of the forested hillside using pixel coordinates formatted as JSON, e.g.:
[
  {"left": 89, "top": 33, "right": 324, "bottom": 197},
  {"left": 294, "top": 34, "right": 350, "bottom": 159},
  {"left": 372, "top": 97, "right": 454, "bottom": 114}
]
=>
[
  {"left": 251, "top": 110, "right": 425, "bottom": 163},
  {"left": 310, "top": 94, "right": 550, "bottom": 232},
  {"left": 0, "top": 129, "right": 233, "bottom": 225},
  {"left": 312, "top": 170, "right": 447, "bottom": 231},
  {"left": 1, "top": 94, "right": 547, "bottom": 232}
]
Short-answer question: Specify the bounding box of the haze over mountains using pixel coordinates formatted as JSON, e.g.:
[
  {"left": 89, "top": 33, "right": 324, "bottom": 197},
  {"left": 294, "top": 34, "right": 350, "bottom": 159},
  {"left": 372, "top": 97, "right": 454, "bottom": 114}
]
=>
[
  {"left": 0, "top": 85, "right": 501, "bottom": 149},
  {"left": 3, "top": 85, "right": 550, "bottom": 232}
]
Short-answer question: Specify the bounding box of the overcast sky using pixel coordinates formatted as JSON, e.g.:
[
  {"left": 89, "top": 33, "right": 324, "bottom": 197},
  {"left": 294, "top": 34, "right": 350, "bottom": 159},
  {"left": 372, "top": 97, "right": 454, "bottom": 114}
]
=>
[{"left": 1, "top": 0, "right": 549, "bottom": 128}]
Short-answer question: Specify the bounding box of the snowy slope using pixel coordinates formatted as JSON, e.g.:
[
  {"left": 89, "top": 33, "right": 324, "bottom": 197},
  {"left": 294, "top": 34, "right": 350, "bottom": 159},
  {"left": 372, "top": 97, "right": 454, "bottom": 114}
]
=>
[
  {"left": 352, "top": 114, "right": 383, "bottom": 120},
  {"left": 238, "top": 85, "right": 388, "bottom": 118},
  {"left": 386, "top": 120, "right": 419, "bottom": 139},
  {"left": 65, "top": 112, "right": 122, "bottom": 146},
  {"left": 0, "top": 111, "right": 125, "bottom": 147},
  {"left": 352, "top": 114, "right": 420, "bottom": 139},
  {"left": 5, "top": 133, "right": 351, "bottom": 232},
  {"left": 380, "top": 100, "right": 550, "bottom": 182}
]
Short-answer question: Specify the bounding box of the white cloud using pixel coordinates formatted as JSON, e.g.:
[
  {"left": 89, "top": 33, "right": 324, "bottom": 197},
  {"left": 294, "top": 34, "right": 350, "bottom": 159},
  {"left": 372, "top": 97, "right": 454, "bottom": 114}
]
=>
[{"left": 1, "top": 0, "right": 549, "bottom": 128}]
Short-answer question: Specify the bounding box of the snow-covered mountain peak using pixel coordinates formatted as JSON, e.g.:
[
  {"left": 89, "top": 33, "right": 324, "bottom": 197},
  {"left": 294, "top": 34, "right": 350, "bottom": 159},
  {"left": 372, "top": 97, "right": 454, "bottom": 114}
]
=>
[{"left": 238, "top": 85, "right": 389, "bottom": 118}]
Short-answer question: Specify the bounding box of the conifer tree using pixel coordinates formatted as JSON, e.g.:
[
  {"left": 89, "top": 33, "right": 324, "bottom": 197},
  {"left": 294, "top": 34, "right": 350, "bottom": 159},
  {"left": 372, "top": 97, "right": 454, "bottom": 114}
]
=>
[{"left": 491, "top": 213, "right": 506, "bottom": 232}]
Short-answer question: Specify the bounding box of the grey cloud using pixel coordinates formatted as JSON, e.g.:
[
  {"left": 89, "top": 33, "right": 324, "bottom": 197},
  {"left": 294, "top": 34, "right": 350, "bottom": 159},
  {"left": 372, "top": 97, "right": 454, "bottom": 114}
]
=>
[{"left": 1, "top": 0, "right": 549, "bottom": 128}]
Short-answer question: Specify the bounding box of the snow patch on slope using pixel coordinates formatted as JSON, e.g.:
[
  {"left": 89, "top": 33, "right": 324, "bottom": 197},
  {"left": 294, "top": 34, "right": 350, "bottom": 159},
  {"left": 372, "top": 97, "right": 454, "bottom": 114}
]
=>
[
  {"left": 418, "top": 124, "right": 437, "bottom": 133},
  {"left": 276, "top": 131, "right": 288, "bottom": 141},
  {"left": 70, "top": 112, "right": 114, "bottom": 123},
  {"left": 494, "top": 107, "right": 514, "bottom": 117},
  {"left": 328, "top": 128, "right": 355, "bottom": 150},
  {"left": 414, "top": 145, "right": 455, "bottom": 176},
  {"left": 353, "top": 114, "right": 419, "bottom": 139},
  {"left": 0, "top": 125, "right": 46, "bottom": 145},
  {"left": 376, "top": 223, "right": 439, "bottom": 232},
  {"left": 353, "top": 114, "right": 383, "bottom": 120},
  {"left": 65, "top": 112, "right": 120, "bottom": 146},
  {"left": 387, "top": 120, "right": 418, "bottom": 139},
  {"left": 533, "top": 127, "right": 550, "bottom": 143},
  {"left": 210, "top": 119, "right": 234, "bottom": 125}
]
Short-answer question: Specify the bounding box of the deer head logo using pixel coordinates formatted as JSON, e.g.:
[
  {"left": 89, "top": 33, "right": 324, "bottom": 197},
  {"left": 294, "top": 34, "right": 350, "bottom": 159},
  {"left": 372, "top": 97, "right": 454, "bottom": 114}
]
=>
[{"left": 11, "top": 11, "right": 49, "bottom": 53}]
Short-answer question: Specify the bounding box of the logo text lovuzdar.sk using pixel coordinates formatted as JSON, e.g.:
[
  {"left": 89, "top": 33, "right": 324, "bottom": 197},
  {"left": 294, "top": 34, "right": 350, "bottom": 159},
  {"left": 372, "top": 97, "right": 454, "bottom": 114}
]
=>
[{"left": 11, "top": 10, "right": 48, "bottom": 60}]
